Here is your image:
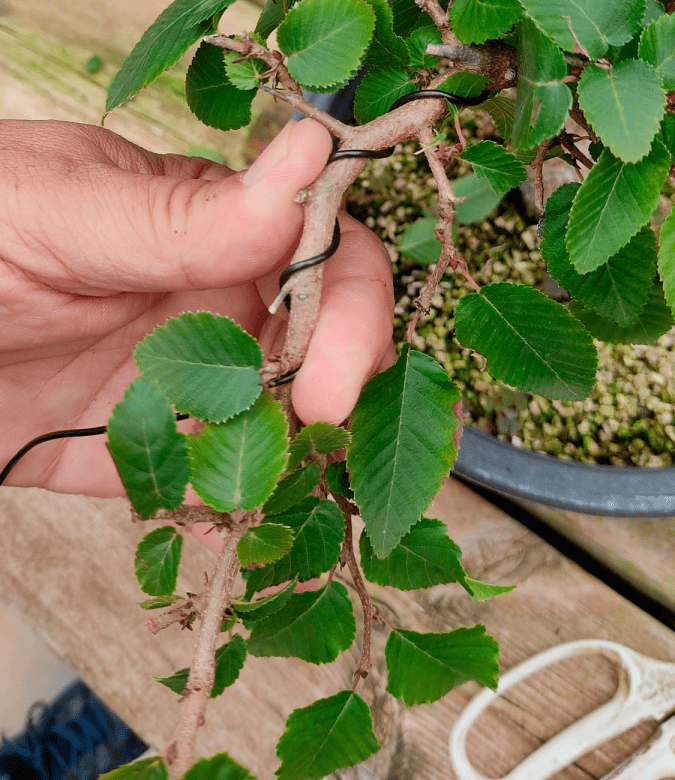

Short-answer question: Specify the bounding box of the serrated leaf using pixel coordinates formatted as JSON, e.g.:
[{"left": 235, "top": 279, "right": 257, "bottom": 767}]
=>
[
  {"left": 359, "top": 517, "right": 465, "bottom": 590},
  {"left": 237, "top": 524, "right": 295, "bottom": 567},
  {"left": 453, "top": 174, "right": 505, "bottom": 224},
  {"left": 263, "top": 462, "right": 321, "bottom": 516},
  {"left": 135, "top": 526, "right": 183, "bottom": 597},
  {"left": 450, "top": 0, "right": 522, "bottom": 44},
  {"left": 256, "top": 0, "right": 296, "bottom": 40},
  {"left": 439, "top": 72, "right": 490, "bottom": 99},
  {"left": 277, "top": 0, "right": 375, "bottom": 91},
  {"left": 353, "top": 66, "right": 415, "bottom": 123},
  {"left": 134, "top": 312, "right": 263, "bottom": 423},
  {"left": 461, "top": 578, "right": 515, "bottom": 601},
  {"left": 324, "top": 460, "right": 354, "bottom": 500},
  {"left": 362, "top": 0, "right": 409, "bottom": 66},
  {"left": 276, "top": 691, "right": 379, "bottom": 780},
  {"left": 186, "top": 42, "right": 256, "bottom": 131},
  {"left": 577, "top": 59, "right": 665, "bottom": 163},
  {"left": 566, "top": 140, "right": 671, "bottom": 273},
  {"left": 639, "top": 12, "right": 675, "bottom": 90},
  {"left": 224, "top": 50, "right": 268, "bottom": 91},
  {"left": 513, "top": 18, "right": 572, "bottom": 150},
  {"left": 105, "top": 0, "right": 237, "bottom": 115},
  {"left": 348, "top": 345, "right": 461, "bottom": 558},
  {"left": 398, "top": 217, "right": 441, "bottom": 264},
  {"left": 189, "top": 391, "right": 289, "bottom": 512},
  {"left": 455, "top": 283, "right": 597, "bottom": 400},
  {"left": 480, "top": 94, "right": 516, "bottom": 141},
  {"left": 460, "top": 141, "right": 527, "bottom": 193},
  {"left": 385, "top": 625, "right": 499, "bottom": 706},
  {"left": 516, "top": 0, "right": 644, "bottom": 60},
  {"left": 406, "top": 26, "right": 441, "bottom": 68},
  {"left": 244, "top": 498, "right": 344, "bottom": 596},
  {"left": 247, "top": 581, "right": 355, "bottom": 664},
  {"left": 107, "top": 379, "right": 189, "bottom": 519},
  {"left": 568, "top": 282, "right": 674, "bottom": 344},
  {"left": 660, "top": 113, "right": 675, "bottom": 158},
  {"left": 232, "top": 578, "right": 298, "bottom": 626},
  {"left": 138, "top": 595, "right": 181, "bottom": 610},
  {"left": 659, "top": 208, "right": 675, "bottom": 317},
  {"left": 156, "top": 634, "right": 247, "bottom": 698},
  {"left": 287, "top": 422, "right": 352, "bottom": 471},
  {"left": 183, "top": 752, "right": 255, "bottom": 780},
  {"left": 98, "top": 756, "right": 168, "bottom": 780},
  {"left": 542, "top": 184, "right": 657, "bottom": 325},
  {"left": 390, "top": 0, "right": 422, "bottom": 37}
]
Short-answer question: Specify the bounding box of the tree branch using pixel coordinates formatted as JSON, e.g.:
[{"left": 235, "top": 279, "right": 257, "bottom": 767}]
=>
[{"left": 168, "top": 512, "right": 250, "bottom": 779}]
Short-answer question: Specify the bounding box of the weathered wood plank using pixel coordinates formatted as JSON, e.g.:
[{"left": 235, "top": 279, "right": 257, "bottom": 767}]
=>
[{"left": 0, "top": 479, "right": 672, "bottom": 779}]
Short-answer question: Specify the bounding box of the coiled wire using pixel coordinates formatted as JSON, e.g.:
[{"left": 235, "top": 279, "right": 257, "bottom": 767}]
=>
[{"left": 0, "top": 87, "right": 490, "bottom": 484}]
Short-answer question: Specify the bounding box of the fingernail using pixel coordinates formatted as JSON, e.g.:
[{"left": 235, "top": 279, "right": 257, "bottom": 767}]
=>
[{"left": 242, "top": 121, "right": 296, "bottom": 186}]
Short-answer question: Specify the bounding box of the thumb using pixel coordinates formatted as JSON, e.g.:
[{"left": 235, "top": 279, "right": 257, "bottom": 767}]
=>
[{"left": 24, "top": 119, "right": 333, "bottom": 294}]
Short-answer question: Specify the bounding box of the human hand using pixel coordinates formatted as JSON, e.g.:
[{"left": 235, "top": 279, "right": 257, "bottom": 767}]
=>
[{"left": 0, "top": 119, "right": 394, "bottom": 496}]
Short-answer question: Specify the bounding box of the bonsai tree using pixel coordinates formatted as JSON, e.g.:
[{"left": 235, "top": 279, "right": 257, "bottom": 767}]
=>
[{"left": 94, "top": 0, "right": 675, "bottom": 777}]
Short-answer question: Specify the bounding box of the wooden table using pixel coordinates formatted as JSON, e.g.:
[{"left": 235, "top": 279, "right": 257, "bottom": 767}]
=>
[{"left": 2, "top": 0, "right": 675, "bottom": 777}]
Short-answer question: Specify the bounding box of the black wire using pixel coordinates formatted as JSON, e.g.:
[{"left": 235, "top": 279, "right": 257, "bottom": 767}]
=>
[
  {"left": 0, "top": 87, "right": 490, "bottom": 486},
  {"left": 0, "top": 413, "right": 190, "bottom": 487}
]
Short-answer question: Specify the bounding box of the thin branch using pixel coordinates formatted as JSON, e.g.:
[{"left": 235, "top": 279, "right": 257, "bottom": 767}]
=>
[
  {"left": 132, "top": 506, "right": 230, "bottom": 527},
  {"left": 416, "top": 0, "right": 451, "bottom": 41},
  {"left": 559, "top": 133, "right": 594, "bottom": 171},
  {"left": 147, "top": 593, "right": 207, "bottom": 635},
  {"left": 168, "top": 512, "right": 250, "bottom": 779},
  {"left": 531, "top": 137, "right": 554, "bottom": 212}
]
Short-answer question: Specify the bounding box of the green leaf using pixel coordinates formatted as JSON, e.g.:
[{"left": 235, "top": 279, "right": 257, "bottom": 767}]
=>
[
  {"left": 359, "top": 517, "right": 466, "bottom": 590},
  {"left": 660, "top": 113, "right": 675, "bottom": 158},
  {"left": 277, "top": 0, "right": 375, "bottom": 92},
  {"left": 156, "top": 634, "right": 247, "bottom": 698},
  {"left": 639, "top": 12, "right": 675, "bottom": 89},
  {"left": 566, "top": 140, "right": 671, "bottom": 273},
  {"left": 453, "top": 174, "right": 505, "bottom": 224},
  {"left": 362, "top": 0, "right": 409, "bottom": 66},
  {"left": 186, "top": 42, "right": 256, "bottom": 131},
  {"left": 247, "top": 582, "right": 356, "bottom": 664},
  {"left": 107, "top": 379, "right": 189, "bottom": 519},
  {"left": 232, "top": 578, "right": 298, "bottom": 626},
  {"left": 513, "top": 18, "right": 572, "bottom": 150},
  {"left": 390, "top": 0, "right": 422, "bottom": 37},
  {"left": 450, "top": 0, "right": 522, "bottom": 44},
  {"left": 138, "top": 595, "right": 181, "bottom": 610},
  {"left": 460, "top": 141, "right": 527, "bottom": 193},
  {"left": 255, "top": 0, "right": 296, "bottom": 39},
  {"left": 480, "top": 94, "right": 516, "bottom": 142},
  {"left": 237, "top": 524, "right": 295, "bottom": 567},
  {"left": 353, "top": 66, "right": 415, "bottom": 124},
  {"left": 98, "top": 756, "right": 168, "bottom": 780},
  {"left": 577, "top": 59, "right": 665, "bottom": 163},
  {"left": 659, "top": 207, "right": 675, "bottom": 317},
  {"left": 276, "top": 691, "right": 379, "bottom": 780},
  {"left": 398, "top": 217, "right": 441, "bottom": 264},
  {"left": 135, "top": 526, "right": 183, "bottom": 597},
  {"left": 348, "top": 345, "right": 461, "bottom": 558},
  {"left": 287, "top": 422, "right": 352, "bottom": 471},
  {"left": 263, "top": 462, "right": 321, "bottom": 516},
  {"left": 183, "top": 752, "right": 255, "bottom": 780},
  {"left": 324, "top": 460, "right": 354, "bottom": 500},
  {"left": 134, "top": 312, "right": 263, "bottom": 423},
  {"left": 244, "top": 498, "right": 344, "bottom": 596},
  {"left": 439, "top": 72, "right": 490, "bottom": 99},
  {"left": 105, "top": 0, "right": 236, "bottom": 115},
  {"left": 516, "top": 0, "right": 644, "bottom": 60},
  {"left": 541, "top": 184, "right": 657, "bottom": 325},
  {"left": 568, "top": 282, "right": 674, "bottom": 343},
  {"left": 224, "top": 50, "right": 268, "bottom": 91},
  {"left": 455, "top": 283, "right": 597, "bottom": 400},
  {"left": 461, "top": 578, "right": 515, "bottom": 601},
  {"left": 189, "top": 391, "right": 289, "bottom": 512},
  {"left": 385, "top": 625, "right": 500, "bottom": 706},
  {"left": 405, "top": 26, "right": 441, "bottom": 69}
]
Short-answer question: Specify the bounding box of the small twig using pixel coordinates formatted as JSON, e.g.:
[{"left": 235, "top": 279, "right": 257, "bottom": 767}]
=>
[
  {"left": 559, "top": 133, "right": 594, "bottom": 171},
  {"left": 132, "top": 506, "right": 231, "bottom": 527},
  {"left": 147, "top": 593, "right": 207, "bottom": 635},
  {"left": 374, "top": 605, "right": 397, "bottom": 631},
  {"left": 416, "top": 0, "right": 451, "bottom": 41},
  {"left": 531, "top": 137, "right": 554, "bottom": 211},
  {"left": 168, "top": 511, "right": 251, "bottom": 779}
]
